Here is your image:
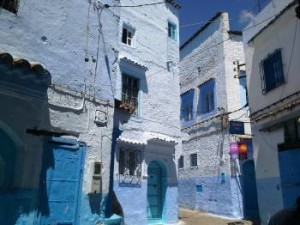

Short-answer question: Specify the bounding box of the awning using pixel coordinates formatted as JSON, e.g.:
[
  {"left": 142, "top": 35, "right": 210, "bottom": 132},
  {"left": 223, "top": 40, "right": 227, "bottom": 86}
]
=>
[{"left": 117, "top": 131, "right": 177, "bottom": 146}]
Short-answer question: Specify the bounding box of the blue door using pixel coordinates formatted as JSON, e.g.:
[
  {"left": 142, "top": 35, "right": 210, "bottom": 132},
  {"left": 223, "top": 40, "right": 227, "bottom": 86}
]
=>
[
  {"left": 278, "top": 148, "right": 300, "bottom": 208},
  {"left": 147, "top": 162, "right": 163, "bottom": 221},
  {"left": 242, "top": 160, "right": 259, "bottom": 219},
  {"left": 39, "top": 138, "right": 85, "bottom": 225}
]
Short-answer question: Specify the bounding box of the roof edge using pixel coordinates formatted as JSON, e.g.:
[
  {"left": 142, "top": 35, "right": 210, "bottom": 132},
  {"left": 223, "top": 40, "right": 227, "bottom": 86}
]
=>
[{"left": 180, "top": 12, "right": 224, "bottom": 50}]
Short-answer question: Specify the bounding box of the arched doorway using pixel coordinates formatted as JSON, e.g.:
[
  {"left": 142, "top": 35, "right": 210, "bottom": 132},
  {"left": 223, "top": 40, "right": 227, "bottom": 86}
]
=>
[{"left": 147, "top": 161, "right": 166, "bottom": 223}]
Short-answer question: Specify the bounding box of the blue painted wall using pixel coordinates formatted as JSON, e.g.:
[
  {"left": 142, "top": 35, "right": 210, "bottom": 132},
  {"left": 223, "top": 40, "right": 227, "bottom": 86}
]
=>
[{"left": 178, "top": 176, "right": 243, "bottom": 218}]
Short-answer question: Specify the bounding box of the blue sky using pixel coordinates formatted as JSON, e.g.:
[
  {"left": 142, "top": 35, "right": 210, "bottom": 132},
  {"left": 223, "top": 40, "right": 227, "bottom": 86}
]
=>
[{"left": 177, "top": 0, "right": 271, "bottom": 44}]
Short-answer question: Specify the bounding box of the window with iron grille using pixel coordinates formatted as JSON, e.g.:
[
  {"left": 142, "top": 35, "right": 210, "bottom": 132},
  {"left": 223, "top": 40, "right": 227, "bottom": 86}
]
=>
[
  {"left": 180, "top": 90, "right": 194, "bottom": 122},
  {"left": 260, "top": 49, "right": 284, "bottom": 94},
  {"left": 178, "top": 155, "right": 184, "bottom": 169},
  {"left": 198, "top": 79, "right": 215, "bottom": 114},
  {"left": 122, "top": 26, "right": 134, "bottom": 46},
  {"left": 122, "top": 74, "right": 139, "bottom": 115},
  {"left": 0, "top": 0, "right": 19, "bottom": 13},
  {"left": 168, "top": 22, "right": 177, "bottom": 41},
  {"left": 190, "top": 153, "right": 197, "bottom": 167},
  {"left": 118, "top": 148, "right": 141, "bottom": 182}
]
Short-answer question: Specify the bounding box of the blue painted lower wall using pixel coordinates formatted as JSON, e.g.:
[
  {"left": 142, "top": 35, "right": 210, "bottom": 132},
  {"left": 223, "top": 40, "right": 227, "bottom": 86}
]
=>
[
  {"left": 114, "top": 180, "right": 178, "bottom": 225},
  {"left": 0, "top": 188, "right": 39, "bottom": 225},
  {"left": 0, "top": 190, "right": 119, "bottom": 225},
  {"left": 178, "top": 176, "right": 243, "bottom": 218}
]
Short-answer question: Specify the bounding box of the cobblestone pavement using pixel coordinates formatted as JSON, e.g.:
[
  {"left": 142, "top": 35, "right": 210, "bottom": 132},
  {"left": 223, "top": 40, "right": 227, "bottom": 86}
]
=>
[{"left": 178, "top": 209, "right": 259, "bottom": 225}]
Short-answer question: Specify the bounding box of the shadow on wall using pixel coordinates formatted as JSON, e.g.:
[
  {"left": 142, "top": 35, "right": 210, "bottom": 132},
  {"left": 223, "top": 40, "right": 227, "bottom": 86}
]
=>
[{"left": 0, "top": 53, "right": 52, "bottom": 225}]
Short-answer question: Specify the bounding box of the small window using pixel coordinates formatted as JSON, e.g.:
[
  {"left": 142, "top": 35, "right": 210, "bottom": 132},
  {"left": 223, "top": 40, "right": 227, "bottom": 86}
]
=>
[
  {"left": 260, "top": 49, "right": 284, "bottom": 94},
  {"left": 119, "top": 148, "right": 141, "bottom": 177},
  {"left": 180, "top": 90, "right": 194, "bottom": 122},
  {"left": 190, "top": 153, "right": 197, "bottom": 167},
  {"left": 122, "top": 74, "right": 139, "bottom": 115},
  {"left": 168, "top": 22, "right": 177, "bottom": 40},
  {"left": 198, "top": 79, "right": 215, "bottom": 114},
  {"left": 122, "top": 26, "right": 134, "bottom": 46},
  {"left": 0, "top": 0, "right": 19, "bottom": 13},
  {"left": 178, "top": 155, "right": 184, "bottom": 168}
]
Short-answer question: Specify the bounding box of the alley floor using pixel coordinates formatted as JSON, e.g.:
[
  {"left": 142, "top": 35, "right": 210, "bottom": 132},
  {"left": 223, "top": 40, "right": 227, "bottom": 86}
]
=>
[{"left": 178, "top": 209, "right": 260, "bottom": 225}]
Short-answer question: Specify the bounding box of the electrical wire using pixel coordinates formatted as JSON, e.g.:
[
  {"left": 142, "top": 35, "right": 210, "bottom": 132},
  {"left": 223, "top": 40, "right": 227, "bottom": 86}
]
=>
[
  {"left": 104, "top": 1, "right": 165, "bottom": 8},
  {"left": 179, "top": 0, "right": 269, "bottom": 29},
  {"left": 180, "top": 0, "right": 270, "bottom": 29}
]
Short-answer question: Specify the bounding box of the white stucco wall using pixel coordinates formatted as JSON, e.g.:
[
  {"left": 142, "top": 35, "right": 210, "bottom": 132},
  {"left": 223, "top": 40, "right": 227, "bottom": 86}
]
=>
[
  {"left": 243, "top": 0, "right": 300, "bottom": 224},
  {"left": 178, "top": 12, "right": 252, "bottom": 218},
  {"left": 112, "top": 1, "right": 181, "bottom": 225},
  {"left": 0, "top": 1, "right": 119, "bottom": 224}
]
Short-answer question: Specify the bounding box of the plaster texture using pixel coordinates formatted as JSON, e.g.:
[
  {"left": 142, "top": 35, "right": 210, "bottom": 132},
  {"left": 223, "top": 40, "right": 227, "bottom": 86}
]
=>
[
  {"left": 243, "top": 1, "right": 300, "bottom": 224},
  {"left": 112, "top": 1, "right": 181, "bottom": 224},
  {"left": 0, "top": 0, "right": 119, "bottom": 224},
  {"left": 178, "top": 12, "right": 253, "bottom": 219}
]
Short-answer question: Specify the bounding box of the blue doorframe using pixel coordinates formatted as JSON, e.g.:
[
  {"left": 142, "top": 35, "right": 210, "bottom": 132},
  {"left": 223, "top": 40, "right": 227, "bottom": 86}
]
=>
[
  {"left": 147, "top": 161, "right": 167, "bottom": 224},
  {"left": 39, "top": 137, "right": 85, "bottom": 225},
  {"left": 242, "top": 160, "right": 259, "bottom": 219},
  {"left": 278, "top": 147, "right": 300, "bottom": 208}
]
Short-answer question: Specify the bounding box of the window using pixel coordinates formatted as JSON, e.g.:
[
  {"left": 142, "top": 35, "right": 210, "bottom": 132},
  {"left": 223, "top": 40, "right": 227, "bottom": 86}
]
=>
[
  {"left": 178, "top": 155, "right": 184, "bottom": 169},
  {"left": 284, "top": 119, "right": 299, "bottom": 144},
  {"left": 180, "top": 90, "right": 194, "bottom": 121},
  {"left": 260, "top": 49, "right": 284, "bottom": 94},
  {"left": 122, "top": 74, "right": 139, "bottom": 115},
  {"left": 198, "top": 79, "right": 215, "bottom": 114},
  {"left": 168, "top": 22, "right": 177, "bottom": 40},
  {"left": 190, "top": 153, "right": 197, "bottom": 167},
  {"left": 0, "top": 0, "right": 19, "bottom": 13},
  {"left": 118, "top": 148, "right": 141, "bottom": 185},
  {"left": 122, "top": 26, "right": 134, "bottom": 46}
]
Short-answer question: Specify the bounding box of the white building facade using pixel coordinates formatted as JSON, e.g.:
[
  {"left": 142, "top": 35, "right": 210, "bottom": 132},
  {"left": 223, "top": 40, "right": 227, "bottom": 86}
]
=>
[
  {"left": 111, "top": 1, "right": 181, "bottom": 225},
  {"left": 243, "top": 0, "right": 300, "bottom": 224},
  {"left": 0, "top": 0, "right": 120, "bottom": 224},
  {"left": 178, "top": 12, "right": 259, "bottom": 219}
]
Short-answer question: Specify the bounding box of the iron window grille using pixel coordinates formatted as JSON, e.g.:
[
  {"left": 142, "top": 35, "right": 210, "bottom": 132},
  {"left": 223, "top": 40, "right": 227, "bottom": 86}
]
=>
[
  {"left": 260, "top": 49, "right": 285, "bottom": 94},
  {"left": 122, "top": 26, "right": 134, "bottom": 46},
  {"left": 178, "top": 155, "right": 184, "bottom": 168},
  {"left": 0, "top": 0, "right": 19, "bottom": 13},
  {"left": 168, "top": 22, "right": 177, "bottom": 40},
  {"left": 122, "top": 74, "right": 139, "bottom": 115},
  {"left": 118, "top": 148, "right": 141, "bottom": 186},
  {"left": 190, "top": 153, "right": 197, "bottom": 167}
]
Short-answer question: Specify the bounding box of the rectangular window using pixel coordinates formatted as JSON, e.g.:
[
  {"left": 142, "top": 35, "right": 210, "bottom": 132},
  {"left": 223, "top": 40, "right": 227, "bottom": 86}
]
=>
[
  {"left": 260, "top": 49, "right": 284, "bottom": 94},
  {"left": 180, "top": 90, "right": 194, "bottom": 122},
  {"left": 118, "top": 148, "right": 141, "bottom": 186},
  {"left": 0, "top": 0, "right": 19, "bottom": 13},
  {"left": 198, "top": 79, "right": 215, "bottom": 114},
  {"left": 122, "top": 74, "right": 139, "bottom": 115},
  {"left": 178, "top": 155, "right": 184, "bottom": 169},
  {"left": 190, "top": 153, "right": 197, "bottom": 167},
  {"left": 168, "top": 22, "right": 177, "bottom": 40},
  {"left": 122, "top": 26, "right": 134, "bottom": 46}
]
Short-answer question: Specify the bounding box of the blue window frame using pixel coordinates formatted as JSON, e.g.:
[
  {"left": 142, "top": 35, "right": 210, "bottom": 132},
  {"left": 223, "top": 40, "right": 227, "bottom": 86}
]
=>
[
  {"left": 260, "top": 49, "right": 284, "bottom": 94},
  {"left": 168, "top": 22, "right": 177, "bottom": 40},
  {"left": 198, "top": 79, "right": 215, "bottom": 115},
  {"left": 180, "top": 90, "right": 194, "bottom": 121}
]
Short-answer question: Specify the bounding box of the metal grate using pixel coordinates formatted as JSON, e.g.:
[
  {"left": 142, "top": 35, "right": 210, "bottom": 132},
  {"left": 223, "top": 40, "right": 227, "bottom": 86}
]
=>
[
  {"left": 260, "top": 49, "right": 284, "bottom": 94},
  {"left": 0, "top": 0, "right": 19, "bottom": 13}
]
